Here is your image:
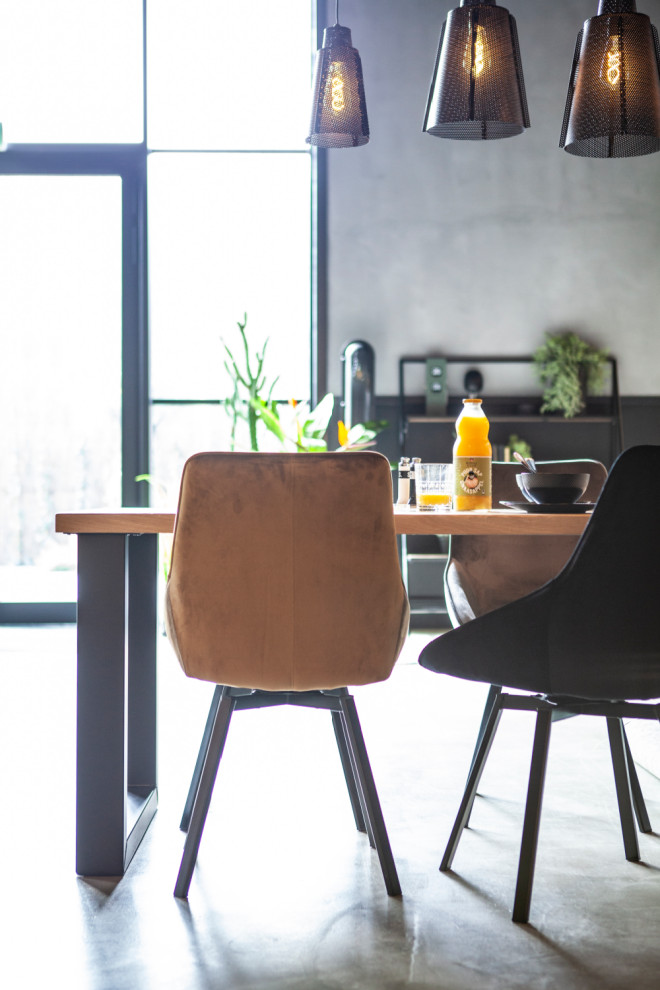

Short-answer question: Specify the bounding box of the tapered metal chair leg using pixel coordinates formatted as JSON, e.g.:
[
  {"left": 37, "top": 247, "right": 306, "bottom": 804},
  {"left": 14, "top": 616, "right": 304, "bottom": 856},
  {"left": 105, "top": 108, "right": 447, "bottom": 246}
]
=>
[
  {"left": 441, "top": 700, "right": 503, "bottom": 872},
  {"left": 180, "top": 684, "right": 224, "bottom": 832},
  {"left": 464, "top": 684, "right": 502, "bottom": 828},
  {"left": 333, "top": 703, "right": 376, "bottom": 848},
  {"left": 174, "top": 690, "right": 235, "bottom": 898},
  {"left": 607, "top": 717, "right": 640, "bottom": 862},
  {"left": 512, "top": 709, "right": 552, "bottom": 924},
  {"left": 339, "top": 695, "right": 401, "bottom": 896},
  {"left": 468, "top": 684, "right": 502, "bottom": 779},
  {"left": 622, "top": 725, "right": 652, "bottom": 834},
  {"left": 332, "top": 710, "right": 368, "bottom": 834}
]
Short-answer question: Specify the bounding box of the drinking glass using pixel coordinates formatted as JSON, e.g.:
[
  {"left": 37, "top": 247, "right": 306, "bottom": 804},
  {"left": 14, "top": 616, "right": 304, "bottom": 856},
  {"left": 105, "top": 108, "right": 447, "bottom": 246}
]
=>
[{"left": 415, "top": 463, "right": 453, "bottom": 510}]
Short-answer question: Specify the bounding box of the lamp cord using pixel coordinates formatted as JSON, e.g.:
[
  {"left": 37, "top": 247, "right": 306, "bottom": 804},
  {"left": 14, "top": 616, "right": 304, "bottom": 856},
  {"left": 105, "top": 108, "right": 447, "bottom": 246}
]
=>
[{"left": 335, "top": 0, "right": 339, "bottom": 26}]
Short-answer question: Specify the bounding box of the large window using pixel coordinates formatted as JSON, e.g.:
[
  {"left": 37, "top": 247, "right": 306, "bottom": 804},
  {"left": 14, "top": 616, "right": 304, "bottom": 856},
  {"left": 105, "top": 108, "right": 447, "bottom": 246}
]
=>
[
  {"left": 0, "top": 1, "right": 317, "bottom": 620},
  {"left": 0, "top": 0, "right": 144, "bottom": 143},
  {"left": 146, "top": 0, "right": 311, "bottom": 151},
  {"left": 149, "top": 152, "right": 312, "bottom": 495},
  {"left": 147, "top": 0, "right": 314, "bottom": 496},
  {"left": 0, "top": 175, "right": 123, "bottom": 613}
]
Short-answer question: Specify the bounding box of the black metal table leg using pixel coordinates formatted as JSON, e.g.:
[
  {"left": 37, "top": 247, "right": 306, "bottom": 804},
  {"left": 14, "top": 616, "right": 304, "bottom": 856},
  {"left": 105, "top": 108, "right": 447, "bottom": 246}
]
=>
[
  {"left": 76, "top": 532, "right": 159, "bottom": 876},
  {"left": 126, "top": 534, "right": 159, "bottom": 864}
]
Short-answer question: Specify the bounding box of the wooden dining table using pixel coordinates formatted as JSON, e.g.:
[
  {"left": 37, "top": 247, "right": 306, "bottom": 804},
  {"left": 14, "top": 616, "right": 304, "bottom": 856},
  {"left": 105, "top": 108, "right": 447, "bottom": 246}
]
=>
[{"left": 55, "top": 504, "right": 592, "bottom": 877}]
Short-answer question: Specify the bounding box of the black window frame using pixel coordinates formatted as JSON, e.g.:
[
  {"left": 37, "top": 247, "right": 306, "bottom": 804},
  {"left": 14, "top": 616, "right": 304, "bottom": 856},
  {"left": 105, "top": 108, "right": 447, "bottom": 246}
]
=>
[{"left": 0, "top": 2, "right": 325, "bottom": 623}]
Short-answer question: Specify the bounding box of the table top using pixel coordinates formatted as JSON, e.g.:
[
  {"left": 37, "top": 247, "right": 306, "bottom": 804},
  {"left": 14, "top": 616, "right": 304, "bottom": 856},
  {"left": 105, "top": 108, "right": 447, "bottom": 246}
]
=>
[{"left": 55, "top": 505, "right": 592, "bottom": 537}]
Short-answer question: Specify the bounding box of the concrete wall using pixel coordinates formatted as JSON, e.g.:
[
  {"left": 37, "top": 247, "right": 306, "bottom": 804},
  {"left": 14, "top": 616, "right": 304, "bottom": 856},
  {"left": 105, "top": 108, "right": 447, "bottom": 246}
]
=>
[{"left": 325, "top": 0, "right": 660, "bottom": 397}]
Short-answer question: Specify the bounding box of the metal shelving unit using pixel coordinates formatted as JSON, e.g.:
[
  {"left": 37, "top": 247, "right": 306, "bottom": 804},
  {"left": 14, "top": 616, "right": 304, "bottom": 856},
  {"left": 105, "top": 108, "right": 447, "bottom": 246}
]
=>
[
  {"left": 398, "top": 354, "right": 624, "bottom": 464},
  {"left": 397, "top": 353, "right": 623, "bottom": 626}
]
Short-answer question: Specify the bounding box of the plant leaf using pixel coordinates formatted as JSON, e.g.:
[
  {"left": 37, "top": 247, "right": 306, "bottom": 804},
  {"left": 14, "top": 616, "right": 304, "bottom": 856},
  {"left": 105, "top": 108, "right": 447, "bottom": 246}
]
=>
[
  {"left": 250, "top": 397, "right": 287, "bottom": 443},
  {"left": 300, "top": 392, "right": 334, "bottom": 439},
  {"left": 296, "top": 436, "right": 328, "bottom": 452}
]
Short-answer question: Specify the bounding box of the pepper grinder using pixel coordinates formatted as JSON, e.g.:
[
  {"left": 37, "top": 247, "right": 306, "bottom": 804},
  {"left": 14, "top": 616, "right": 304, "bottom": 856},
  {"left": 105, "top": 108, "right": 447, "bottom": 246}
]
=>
[{"left": 408, "top": 458, "right": 422, "bottom": 507}]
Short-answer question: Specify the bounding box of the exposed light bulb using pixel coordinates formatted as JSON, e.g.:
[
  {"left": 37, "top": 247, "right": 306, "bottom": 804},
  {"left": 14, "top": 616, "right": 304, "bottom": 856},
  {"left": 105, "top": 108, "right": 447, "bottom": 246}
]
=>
[
  {"left": 474, "top": 30, "right": 486, "bottom": 76},
  {"left": 329, "top": 64, "right": 346, "bottom": 112},
  {"left": 603, "top": 36, "right": 622, "bottom": 85},
  {"left": 463, "top": 24, "right": 489, "bottom": 79}
]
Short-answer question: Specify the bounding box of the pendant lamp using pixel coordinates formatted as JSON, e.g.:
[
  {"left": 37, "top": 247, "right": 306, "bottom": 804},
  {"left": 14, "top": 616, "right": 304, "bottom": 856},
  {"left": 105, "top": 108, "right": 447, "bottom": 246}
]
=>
[
  {"left": 423, "top": 0, "right": 530, "bottom": 140},
  {"left": 560, "top": 0, "right": 660, "bottom": 158},
  {"left": 306, "top": 1, "right": 369, "bottom": 148}
]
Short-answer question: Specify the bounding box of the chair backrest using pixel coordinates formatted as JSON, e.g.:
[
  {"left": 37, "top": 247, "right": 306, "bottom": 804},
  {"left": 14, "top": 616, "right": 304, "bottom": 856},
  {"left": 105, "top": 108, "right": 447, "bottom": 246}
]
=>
[
  {"left": 543, "top": 444, "right": 660, "bottom": 699},
  {"left": 426, "top": 446, "right": 660, "bottom": 701},
  {"left": 444, "top": 459, "right": 608, "bottom": 624},
  {"left": 165, "top": 451, "right": 410, "bottom": 692}
]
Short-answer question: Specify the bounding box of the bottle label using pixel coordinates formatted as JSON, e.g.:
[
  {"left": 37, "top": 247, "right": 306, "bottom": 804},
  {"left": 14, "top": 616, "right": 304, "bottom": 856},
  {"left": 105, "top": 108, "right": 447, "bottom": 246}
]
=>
[{"left": 454, "top": 456, "right": 492, "bottom": 497}]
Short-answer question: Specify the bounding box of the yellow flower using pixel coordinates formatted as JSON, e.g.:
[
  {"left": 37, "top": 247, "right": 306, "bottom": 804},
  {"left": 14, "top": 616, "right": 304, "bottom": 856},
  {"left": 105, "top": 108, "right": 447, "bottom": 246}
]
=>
[{"left": 337, "top": 420, "right": 349, "bottom": 447}]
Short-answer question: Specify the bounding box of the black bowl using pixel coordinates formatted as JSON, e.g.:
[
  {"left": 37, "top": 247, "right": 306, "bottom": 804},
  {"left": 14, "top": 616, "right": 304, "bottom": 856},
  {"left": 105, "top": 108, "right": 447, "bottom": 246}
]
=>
[{"left": 516, "top": 472, "right": 590, "bottom": 505}]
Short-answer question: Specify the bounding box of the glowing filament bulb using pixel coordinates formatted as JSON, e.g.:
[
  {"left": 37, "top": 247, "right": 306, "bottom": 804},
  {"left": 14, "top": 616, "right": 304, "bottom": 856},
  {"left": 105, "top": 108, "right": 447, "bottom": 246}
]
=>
[
  {"left": 607, "top": 50, "right": 621, "bottom": 85},
  {"left": 463, "top": 25, "right": 487, "bottom": 79},
  {"left": 603, "top": 38, "right": 621, "bottom": 86},
  {"left": 474, "top": 34, "right": 485, "bottom": 76},
  {"left": 329, "top": 64, "right": 345, "bottom": 113},
  {"left": 331, "top": 76, "right": 345, "bottom": 111}
]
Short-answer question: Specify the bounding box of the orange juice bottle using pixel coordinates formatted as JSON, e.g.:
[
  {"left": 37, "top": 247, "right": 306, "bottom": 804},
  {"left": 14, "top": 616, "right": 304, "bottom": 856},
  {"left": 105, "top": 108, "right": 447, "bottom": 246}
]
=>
[{"left": 453, "top": 398, "right": 492, "bottom": 511}]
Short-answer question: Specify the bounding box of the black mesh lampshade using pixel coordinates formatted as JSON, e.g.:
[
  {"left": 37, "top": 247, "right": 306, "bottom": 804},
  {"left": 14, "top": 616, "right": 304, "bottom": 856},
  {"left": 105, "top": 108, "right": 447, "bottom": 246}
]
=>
[
  {"left": 306, "top": 24, "right": 369, "bottom": 148},
  {"left": 423, "top": 0, "right": 530, "bottom": 140},
  {"left": 560, "top": 0, "right": 660, "bottom": 158}
]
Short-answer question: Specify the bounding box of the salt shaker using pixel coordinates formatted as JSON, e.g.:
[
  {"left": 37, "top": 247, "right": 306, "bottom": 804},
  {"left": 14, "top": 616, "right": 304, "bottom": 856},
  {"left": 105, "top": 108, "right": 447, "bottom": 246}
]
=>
[{"left": 396, "top": 457, "right": 411, "bottom": 504}]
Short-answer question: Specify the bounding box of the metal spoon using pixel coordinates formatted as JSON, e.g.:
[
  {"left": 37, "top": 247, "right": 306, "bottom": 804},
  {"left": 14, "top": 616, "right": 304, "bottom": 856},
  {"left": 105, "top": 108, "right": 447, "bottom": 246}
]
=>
[{"left": 513, "top": 450, "right": 537, "bottom": 473}]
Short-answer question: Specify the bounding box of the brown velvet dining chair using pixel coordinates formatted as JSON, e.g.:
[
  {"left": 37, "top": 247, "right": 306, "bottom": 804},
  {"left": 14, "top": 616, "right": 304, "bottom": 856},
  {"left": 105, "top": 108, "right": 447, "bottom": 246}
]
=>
[
  {"left": 164, "top": 450, "right": 410, "bottom": 899},
  {"left": 420, "top": 445, "right": 660, "bottom": 922},
  {"left": 443, "top": 458, "right": 650, "bottom": 833},
  {"left": 444, "top": 459, "right": 608, "bottom": 628}
]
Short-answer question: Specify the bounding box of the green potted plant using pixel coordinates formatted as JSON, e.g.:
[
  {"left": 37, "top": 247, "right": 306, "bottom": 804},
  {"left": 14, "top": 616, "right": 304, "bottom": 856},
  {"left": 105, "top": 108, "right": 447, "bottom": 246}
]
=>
[
  {"left": 532, "top": 331, "right": 609, "bottom": 418},
  {"left": 222, "top": 314, "right": 386, "bottom": 452}
]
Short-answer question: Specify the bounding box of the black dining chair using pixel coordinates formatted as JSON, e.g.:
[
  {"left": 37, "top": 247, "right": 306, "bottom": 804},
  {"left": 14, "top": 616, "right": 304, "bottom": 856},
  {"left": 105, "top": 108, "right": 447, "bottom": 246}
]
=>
[
  {"left": 420, "top": 445, "right": 660, "bottom": 922},
  {"left": 444, "top": 458, "right": 649, "bottom": 831},
  {"left": 445, "top": 459, "right": 607, "bottom": 627}
]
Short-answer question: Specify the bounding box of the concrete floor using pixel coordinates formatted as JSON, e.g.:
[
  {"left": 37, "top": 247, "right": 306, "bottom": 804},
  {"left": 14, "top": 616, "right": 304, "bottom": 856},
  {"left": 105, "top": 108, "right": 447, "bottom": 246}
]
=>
[{"left": 2, "top": 624, "right": 660, "bottom": 990}]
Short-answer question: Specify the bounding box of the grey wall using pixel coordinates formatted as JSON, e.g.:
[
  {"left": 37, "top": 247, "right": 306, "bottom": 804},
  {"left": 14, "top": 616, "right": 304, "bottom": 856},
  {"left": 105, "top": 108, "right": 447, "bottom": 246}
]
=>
[{"left": 325, "top": 0, "right": 660, "bottom": 397}]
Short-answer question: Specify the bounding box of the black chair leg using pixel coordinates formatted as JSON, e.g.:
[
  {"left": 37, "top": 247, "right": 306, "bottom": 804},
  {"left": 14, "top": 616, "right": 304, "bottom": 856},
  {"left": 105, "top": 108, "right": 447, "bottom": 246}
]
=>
[
  {"left": 622, "top": 725, "right": 652, "bottom": 833},
  {"left": 441, "top": 699, "right": 503, "bottom": 872},
  {"left": 180, "top": 684, "right": 223, "bottom": 832},
  {"left": 338, "top": 694, "right": 401, "bottom": 896},
  {"left": 464, "top": 683, "right": 502, "bottom": 828},
  {"left": 512, "top": 709, "right": 552, "bottom": 924},
  {"left": 607, "top": 717, "right": 641, "bottom": 862},
  {"left": 331, "top": 709, "right": 368, "bottom": 835},
  {"left": 174, "top": 689, "right": 236, "bottom": 898},
  {"left": 469, "top": 684, "right": 502, "bottom": 779}
]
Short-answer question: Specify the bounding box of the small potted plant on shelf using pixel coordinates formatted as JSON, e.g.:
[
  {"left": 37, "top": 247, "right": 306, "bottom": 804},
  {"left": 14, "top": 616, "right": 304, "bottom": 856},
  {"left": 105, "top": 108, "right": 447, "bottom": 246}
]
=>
[{"left": 532, "top": 331, "right": 609, "bottom": 418}]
